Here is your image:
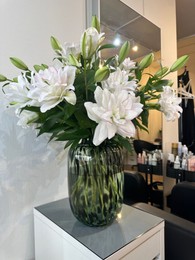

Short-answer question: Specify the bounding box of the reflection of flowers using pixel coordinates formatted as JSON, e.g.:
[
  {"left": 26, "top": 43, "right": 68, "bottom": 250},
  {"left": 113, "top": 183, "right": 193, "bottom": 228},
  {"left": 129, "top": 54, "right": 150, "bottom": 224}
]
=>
[
  {"left": 0, "top": 16, "right": 188, "bottom": 151},
  {"left": 158, "top": 86, "right": 183, "bottom": 121}
]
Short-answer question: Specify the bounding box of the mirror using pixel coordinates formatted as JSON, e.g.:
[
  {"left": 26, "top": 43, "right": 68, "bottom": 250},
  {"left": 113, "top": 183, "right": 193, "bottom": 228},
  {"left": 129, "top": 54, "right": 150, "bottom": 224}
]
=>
[
  {"left": 100, "top": 0, "right": 162, "bottom": 145},
  {"left": 100, "top": 0, "right": 160, "bottom": 60},
  {"left": 177, "top": 36, "right": 195, "bottom": 154}
]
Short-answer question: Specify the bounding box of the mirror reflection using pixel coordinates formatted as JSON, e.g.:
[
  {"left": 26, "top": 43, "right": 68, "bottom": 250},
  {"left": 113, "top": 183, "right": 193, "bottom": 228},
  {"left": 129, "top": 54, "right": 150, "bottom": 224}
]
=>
[
  {"left": 100, "top": 0, "right": 160, "bottom": 60},
  {"left": 100, "top": 0, "right": 162, "bottom": 145},
  {"left": 100, "top": 0, "right": 164, "bottom": 209}
]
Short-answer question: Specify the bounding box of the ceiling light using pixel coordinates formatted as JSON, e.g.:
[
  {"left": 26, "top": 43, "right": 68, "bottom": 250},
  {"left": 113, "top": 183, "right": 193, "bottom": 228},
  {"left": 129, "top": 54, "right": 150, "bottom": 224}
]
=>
[
  {"left": 132, "top": 45, "right": 138, "bottom": 52},
  {"left": 113, "top": 36, "right": 121, "bottom": 46}
]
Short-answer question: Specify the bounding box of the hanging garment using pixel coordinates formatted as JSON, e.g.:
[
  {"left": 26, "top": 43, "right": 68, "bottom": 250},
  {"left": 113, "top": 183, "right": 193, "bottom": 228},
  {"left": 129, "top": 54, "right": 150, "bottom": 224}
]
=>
[{"left": 178, "top": 70, "right": 195, "bottom": 153}]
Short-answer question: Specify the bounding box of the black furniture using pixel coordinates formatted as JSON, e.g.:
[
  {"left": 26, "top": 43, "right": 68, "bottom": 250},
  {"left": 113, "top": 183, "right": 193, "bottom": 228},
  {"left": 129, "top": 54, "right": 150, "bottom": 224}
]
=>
[
  {"left": 169, "top": 181, "right": 195, "bottom": 223},
  {"left": 133, "top": 202, "right": 195, "bottom": 260},
  {"left": 123, "top": 171, "right": 148, "bottom": 205},
  {"left": 133, "top": 139, "right": 159, "bottom": 154}
]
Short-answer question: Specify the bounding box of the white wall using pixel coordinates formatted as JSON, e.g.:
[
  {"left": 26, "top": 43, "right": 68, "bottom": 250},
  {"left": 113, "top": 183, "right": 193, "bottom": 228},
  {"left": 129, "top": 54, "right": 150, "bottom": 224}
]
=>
[{"left": 0, "top": 1, "right": 85, "bottom": 259}]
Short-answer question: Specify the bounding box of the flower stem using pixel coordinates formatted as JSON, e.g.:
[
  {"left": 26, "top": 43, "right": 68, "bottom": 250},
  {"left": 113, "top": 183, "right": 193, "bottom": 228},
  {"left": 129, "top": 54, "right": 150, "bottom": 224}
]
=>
[{"left": 84, "top": 59, "right": 88, "bottom": 100}]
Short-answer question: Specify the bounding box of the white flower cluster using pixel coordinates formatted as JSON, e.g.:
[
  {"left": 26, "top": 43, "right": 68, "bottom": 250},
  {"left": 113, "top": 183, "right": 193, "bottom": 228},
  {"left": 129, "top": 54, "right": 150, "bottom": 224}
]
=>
[
  {"left": 158, "top": 86, "right": 183, "bottom": 121},
  {"left": 2, "top": 21, "right": 185, "bottom": 147}
]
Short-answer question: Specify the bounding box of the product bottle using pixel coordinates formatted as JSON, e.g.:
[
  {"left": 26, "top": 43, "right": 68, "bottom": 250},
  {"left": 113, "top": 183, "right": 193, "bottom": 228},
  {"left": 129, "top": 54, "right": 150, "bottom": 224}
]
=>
[
  {"left": 137, "top": 153, "right": 142, "bottom": 164},
  {"left": 141, "top": 151, "right": 147, "bottom": 164},
  {"left": 178, "top": 142, "right": 182, "bottom": 158},
  {"left": 152, "top": 153, "right": 157, "bottom": 166},
  {"left": 174, "top": 155, "right": 180, "bottom": 169},
  {"left": 181, "top": 158, "right": 187, "bottom": 170},
  {"left": 167, "top": 153, "right": 174, "bottom": 167},
  {"left": 148, "top": 154, "right": 152, "bottom": 165},
  {"left": 182, "top": 145, "right": 188, "bottom": 157},
  {"left": 172, "top": 143, "right": 178, "bottom": 157}
]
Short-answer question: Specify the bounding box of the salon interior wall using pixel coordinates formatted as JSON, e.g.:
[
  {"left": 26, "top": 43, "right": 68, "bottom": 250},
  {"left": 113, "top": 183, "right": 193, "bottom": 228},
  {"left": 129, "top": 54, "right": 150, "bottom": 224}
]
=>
[
  {"left": 122, "top": 0, "right": 178, "bottom": 206},
  {"left": 0, "top": 1, "right": 85, "bottom": 259}
]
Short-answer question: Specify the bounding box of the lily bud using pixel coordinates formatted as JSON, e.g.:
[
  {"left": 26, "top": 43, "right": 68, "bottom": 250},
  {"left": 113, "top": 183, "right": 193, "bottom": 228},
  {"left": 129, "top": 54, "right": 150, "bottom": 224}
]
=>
[
  {"left": 68, "top": 54, "right": 80, "bottom": 67},
  {"left": 0, "top": 74, "right": 7, "bottom": 82},
  {"left": 81, "top": 27, "right": 105, "bottom": 59},
  {"left": 10, "top": 57, "right": 28, "bottom": 70},
  {"left": 118, "top": 41, "right": 130, "bottom": 64},
  {"left": 94, "top": 66, "right": 110, "bottom": 82},
  {"left": 50, "top": 36, "right": 62, "bottom": 51},
  {"left": 154, "top": 67, "right": 169, "bottom": 78},
  {"left": 34, "top": 65, "right": 43, "bottom": 72},
  {"left": 91, "top": 16, "right": 100, "bottom": 33},
  {"left": 170, "top": 55, "right": 189, "bottom": 72},
  {"left": 138, "top": 53, "right": 154, "bottom": 70}
]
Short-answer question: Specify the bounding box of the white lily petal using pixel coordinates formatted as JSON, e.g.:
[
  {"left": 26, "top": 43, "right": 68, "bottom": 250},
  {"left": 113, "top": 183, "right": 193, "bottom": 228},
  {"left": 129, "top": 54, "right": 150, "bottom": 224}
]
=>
[
  {"left": 64, "top": 91, "right": 76, "bottom": 105},
  {"left": 93, "top": 121, "right": 108, "bottom": 146}
]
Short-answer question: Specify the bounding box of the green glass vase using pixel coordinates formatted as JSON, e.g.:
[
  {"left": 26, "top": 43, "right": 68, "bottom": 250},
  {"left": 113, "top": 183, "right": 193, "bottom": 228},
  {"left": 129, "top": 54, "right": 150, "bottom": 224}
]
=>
[{"left": 68, "top": 140, "right": 124, "bottom": 227}]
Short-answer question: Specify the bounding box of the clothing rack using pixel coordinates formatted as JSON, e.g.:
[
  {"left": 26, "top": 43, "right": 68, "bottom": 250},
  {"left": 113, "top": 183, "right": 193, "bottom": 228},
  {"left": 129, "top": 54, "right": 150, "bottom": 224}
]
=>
[{"left": 178, "top": 67, "right": 195, "bottom": 99}]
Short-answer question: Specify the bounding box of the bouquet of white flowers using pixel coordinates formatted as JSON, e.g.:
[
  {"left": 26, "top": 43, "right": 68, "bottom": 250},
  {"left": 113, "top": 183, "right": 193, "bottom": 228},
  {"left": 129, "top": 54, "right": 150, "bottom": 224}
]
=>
[{"left": 0, "top": 16, "right": 188, "bottom": 151}]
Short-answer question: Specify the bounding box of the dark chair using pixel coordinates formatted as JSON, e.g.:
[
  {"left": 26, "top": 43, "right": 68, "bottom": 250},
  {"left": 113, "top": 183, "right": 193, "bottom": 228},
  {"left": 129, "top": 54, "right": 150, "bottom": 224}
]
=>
[
  {"left": 133, "top": 139, "right": 159, "bottom": 154},
  {"left": 170, "top": 181, "right": 195, "bottom": 223},
  {"left": 123, "top": 171, "right": 148, "bottom": 205}
]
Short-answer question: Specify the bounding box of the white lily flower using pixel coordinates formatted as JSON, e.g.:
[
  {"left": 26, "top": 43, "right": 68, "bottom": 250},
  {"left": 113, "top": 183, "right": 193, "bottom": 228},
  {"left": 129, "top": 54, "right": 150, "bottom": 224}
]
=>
[
  {"left": 122, "top": 57, "right": 136, "bottom": 71},
  {"left": 61, "top": 42, "right": 80, "bottom": 59},
  {"left": 4, "top": 74, "right": 33, "bottom": 110},
  {"left": 158, "top": 86, "right": 182, "bottom": 121},
  {"left": 101, "top": 67, "right": 137, "bottom": 92},
  {"left": 84, "top": 86, "right": 143, "bottom": 146},
  {"left": 81, "top": 27, "right": 105, "bottom": 59},
  {"left": 28, "top": 66, "right": 76, "bottom": 113}
]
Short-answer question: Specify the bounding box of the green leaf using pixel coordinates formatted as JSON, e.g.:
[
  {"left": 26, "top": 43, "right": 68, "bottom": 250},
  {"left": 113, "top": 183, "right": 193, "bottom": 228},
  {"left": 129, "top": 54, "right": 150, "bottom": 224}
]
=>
[
  {"left": 150, "top": 79, "right": 171, "bottom": 91},
  {"left": 10, "top": 57, "right": 28, "bottom": 70},
  {"left": 56, "top": 128, "right": 90, "bottom": 141},
  {"left": 98, "top": 44, "right": 116, "bottom": 51},
  {"left": 104, "top": 56, "right": 116, "bottom": 66},
  {"left": 74, "top": 109, "right": 96, "bottom": 129},
  {"left": 135, "top": 68, "right": 142, "bottom": 81},
  {"left": 116, "top": 135, "right": 132, "bottom": 153},
  {"left": 133, "top": 118, "right": 149, "bottom": 132},
  {"left": 170, "top": 55, "right": 189, "bottom": 72},
  {"left": 140, "top": 109, "right": 149, "bottom": 127}
]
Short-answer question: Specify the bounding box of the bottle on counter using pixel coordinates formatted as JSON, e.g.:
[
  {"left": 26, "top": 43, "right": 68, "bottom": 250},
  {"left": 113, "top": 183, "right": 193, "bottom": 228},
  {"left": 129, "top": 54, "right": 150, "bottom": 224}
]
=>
[
  {"left": 178, "top": 142, "right": 182, "bottom": 158},
  {"left": 151, "top": 153, "right": 157, "bottom": 166},
  {"left": 172, "top": 143, "right": 178, "bottom": 157},
  {"left": 174, "top": 155, "right": 180, "bottom": 169}
]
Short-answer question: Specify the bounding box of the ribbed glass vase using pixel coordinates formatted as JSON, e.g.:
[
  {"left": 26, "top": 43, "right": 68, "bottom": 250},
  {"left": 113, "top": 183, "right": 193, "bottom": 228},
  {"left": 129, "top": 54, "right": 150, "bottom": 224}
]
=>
[{"left": 68, "top": 140, "right": 124, "bottom": 227}]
